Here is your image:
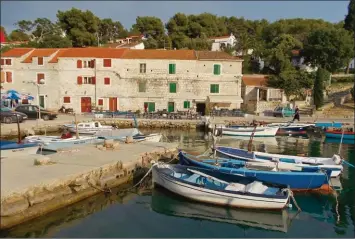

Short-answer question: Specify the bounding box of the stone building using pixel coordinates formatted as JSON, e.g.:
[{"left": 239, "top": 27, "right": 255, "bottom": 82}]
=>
[{"left": 1, "top": 48, "right": 243, "bottom": 114}]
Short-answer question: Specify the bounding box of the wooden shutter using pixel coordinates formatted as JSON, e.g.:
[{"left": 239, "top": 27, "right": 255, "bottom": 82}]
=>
[
  {"left": 0, "top": 59, "right": 4, "bottom": 65},
  {"left": 5, "top": 59, "right": 11, "bottom": 65},
  {"left": 98, "top": 99, "right": 103, "bottom": 106},
  {"left": 6, "top": 72, "right": 12, "bottom": 83},
  {"left": 214, "top": 65, "right": 221, "bottom": 75},
  {"left": 37, "top": 73, "right": 44, "bottom": 84},
  {"left": 91, "top": 60, "right": 96, "bottom": 68},
  {"left": 104, "top": 77, "right": 110, "bottom": 85},
  {"left": 1, "top": 71, "right": 5, "bottom": 83},
  {"left": 103, "top": 59, "right": 111, "bottom": 67},
  {"left": 169, "top": 83, "right": 176, "bottom": 93},
  {"left": 92, "top": 77, "right": 96, "bottom": 84},
  {"left": 38, "top": 57, "right": 44, "bottom": 65},
  {"left": 77, "top": 60, "right": 82, "bottom": 68},
  {"left": 77, "top": 76, "right": 83, "bottom": 85},
  {"left": 63, "top": 97, "right": 71, "bottom": 103}
]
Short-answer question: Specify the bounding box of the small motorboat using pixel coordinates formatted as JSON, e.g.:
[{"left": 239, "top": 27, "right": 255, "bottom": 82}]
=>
[
  {"left": 63, "top": 121, "right": 114, "bottom": 135},
  {"left": 132, "top": 133, "right": 162, "bottom": 143},
  {"left": 178, "top": 152, "right": 332, "bottom": 190},
  {"left": 0, "top": 140, "right": 39, "bottom": 158},
  {"left": 151, "top": 188, "right": 294, "bottom": 233},
  {"left": 152, "top": 163, "right": 290, "bottom": 210},
  {"left": 221, "top": 125, "right": 279, "bottom": 137},
  {"left": 24, "top": 134, "right": 104, "bottom": 151},
  {"left": 214, "top": 146, "right": 343, "bottom": 177},
  {"left": 94, "top": 128, "right": 140, "bottom": 140},
  {"left": 267, "top": 122, "right": 314, "bottom": 135}
]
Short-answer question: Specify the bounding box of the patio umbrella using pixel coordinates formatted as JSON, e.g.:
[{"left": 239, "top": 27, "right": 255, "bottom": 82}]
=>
[
  {"left": 5, "top": 90, "right": 22, "bottom": 100},
  {"left": 21, "top": 94, "right": 35, "bottom": 100}
]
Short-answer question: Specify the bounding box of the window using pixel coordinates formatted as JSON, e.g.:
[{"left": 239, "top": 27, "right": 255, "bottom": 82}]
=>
[
  {"left": 169, "top": 63, "right": 176, "bottom": 74},
  {"left": 210, "top": 84, "right": 219, "bottom": 93},
  {"left": 104, "top": 77, "right": 110, "bottom": 85},
  {"left": 169, "top": 82, "right": 177, "bottom": 93},
  {"left": 5, "top": 59, "right": 12, "bottom": 65},
  {"left": 77, "top": 76, "right": 83, "bottom": 85},
  {"left": 213, "top": 64, "right": 221, "bottom": 75},
  {"left": 83, "top": 60, "right": 95, "bottom": 68},
  {"left": 98, "top": 99, "right": 104, "bottom": 106},
  {"left": 37, "top": 73, "right": 45, "bottom": 84},
  {"left": 77, "top": 60, "right": 82, "bottom": 68},
  {"left": 140, "top": 63, "right": 146, "bottom": 73},
  {"left": 38, "top": 57, "right": 44, "bottom": 65},
  {"left": 83, "top": 76, "right": 95, "bottom": 84},
  {"left": 5, "top": 72, "right": 12, "bottom": 83},
  {"left": 183, "top": 101, "right": 190, "bottom": 109},
  {"left": 103, "top": 59, "right": 111, "bottom": 67},
  {"left": 0, "top": 59, "right": 4, "bottom": 65},
  {"left": 138, "top": 81, "right": 146, "bottom": 92},
  {"left": 63, "top": 97, "right": 71, "bottom": 103},
  {"left": 144, "top": 102, "right": 155, "bottom": 112}
]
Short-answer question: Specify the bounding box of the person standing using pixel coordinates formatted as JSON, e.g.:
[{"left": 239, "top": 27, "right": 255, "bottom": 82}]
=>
[{"left": 293, "top": 106, "right": 300, "bottom": 122}]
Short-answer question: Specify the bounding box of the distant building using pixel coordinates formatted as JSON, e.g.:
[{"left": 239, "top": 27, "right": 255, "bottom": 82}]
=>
[
  {"left": 209, "top": 33, "right": 236, "bottom": 52},
  {"left": 348, "top": 58, "right": 355, "bottom": 70},
  {"left": 104, "top": 41, "right": 145, "bottom": 50},
  {"left": 0, "top": 30, "right": 28, "bottom": 47},
  {"left": 291, "top": 50, "right": 318, "bottom": 73}
]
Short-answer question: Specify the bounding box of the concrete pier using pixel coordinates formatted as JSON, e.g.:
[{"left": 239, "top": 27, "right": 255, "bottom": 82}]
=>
[{"left": 0, "top": 142, "right": 178, "bottom": 229}]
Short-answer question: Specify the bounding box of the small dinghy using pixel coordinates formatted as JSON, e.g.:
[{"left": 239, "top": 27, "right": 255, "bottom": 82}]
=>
[
  {"left": 152, "top": 163, "right": 290, "bottom": 210},
  {"left": 0, "top": 140, "right": 39, "bottom": 159},
  {"left": 132, "top": 133, "right": 162, "bottom": 143},
  {"left": 64, "top": 121, "right": 114, "bottom": 135},
  {"left": 94, "top": 128, "right": 140, "bottom": 140},
  {"left": 267, "top": 122, "right": 314, "bottom": 135},
  {"left": 214, "top": 146, "right": 343, "bottom": 177},
  {"left": 221, "top": 125, "right": 279, "bottom": 137},
  {"left": 179, "top": 152, "right": 332, "bottom": 190},
  {"left": 325, "top": 127, "right": 354, "bottom": 140},
  {"left": 24, "top": 134, "right": 104, "bottom": 151}
]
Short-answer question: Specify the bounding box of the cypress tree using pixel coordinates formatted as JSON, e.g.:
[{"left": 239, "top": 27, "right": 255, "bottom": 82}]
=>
[{"left": 313, "top": 68, "right": 328, "bottom": 109}]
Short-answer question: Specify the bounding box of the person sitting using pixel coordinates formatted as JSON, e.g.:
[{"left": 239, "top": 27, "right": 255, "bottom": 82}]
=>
[{"left": 61, "top": 131, "right": 72, "bottom": 139}]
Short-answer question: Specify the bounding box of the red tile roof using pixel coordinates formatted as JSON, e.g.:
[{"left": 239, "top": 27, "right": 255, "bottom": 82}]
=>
[
  {"left": 22, "top": 49, "right": 60, "bottom": 63},
  {"left": 1, "top": 48, "right": 34, "bottom": 57},
  {"left": 104, "top": 42, "right": 142, "bottom": 49},
  {"left": 121, "top": 49, "right": 196, "bottom": 60},
  {"left": 242, "top": 75, "right": 269, "bottom": 86},
  {"left": 291, "top": 50, "right": 300, "bottom": 56}
]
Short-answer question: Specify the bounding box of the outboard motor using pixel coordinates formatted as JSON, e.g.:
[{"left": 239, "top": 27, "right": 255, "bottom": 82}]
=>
[{"left": 332, "top": 154, "right": 342, "bottom": 165}]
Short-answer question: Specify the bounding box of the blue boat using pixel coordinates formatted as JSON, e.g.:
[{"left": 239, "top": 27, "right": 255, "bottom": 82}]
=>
[
  {"left": 178, "top": 152, "right": 331, "bottom": 190},
  {"left": 325, "top": 129, "right": 355, "bottom": 140},
  {"left": 315, "top": 122, "right": 343, "bottom": 129},
  {"left": 1, "top": 140, "right": 39, "bottom": 158}
]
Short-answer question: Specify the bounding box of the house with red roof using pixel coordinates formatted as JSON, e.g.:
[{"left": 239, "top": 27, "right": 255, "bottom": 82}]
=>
[
  {"left": 0, "top": 30, "right": 29, "bottom": 47},
  {"left": 1, "top": 47, "right": 243, "bottom": 114}
]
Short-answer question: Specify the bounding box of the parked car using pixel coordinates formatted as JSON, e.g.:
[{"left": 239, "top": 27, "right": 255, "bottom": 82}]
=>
[
  {"left": 273, "top": 106, "right": 295, "bottom": 117},
  {"left": 15, "top": 105, "right": 58, "bottom": 121},
  {"left": 0, "top": 106, "right": 28, "bottom": 124}
]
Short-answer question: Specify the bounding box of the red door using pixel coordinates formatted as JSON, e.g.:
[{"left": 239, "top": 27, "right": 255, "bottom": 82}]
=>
[
  {"left": 81, "top": 97, "right": 92, "bottom": 113},
  {"left": 109, "top": 97, "right": 117, "bottom": 112}
]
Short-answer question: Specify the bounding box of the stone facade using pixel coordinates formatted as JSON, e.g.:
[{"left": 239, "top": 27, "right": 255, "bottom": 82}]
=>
[{"left": 1, "top": 48, "right": 243, "bottom": 114}]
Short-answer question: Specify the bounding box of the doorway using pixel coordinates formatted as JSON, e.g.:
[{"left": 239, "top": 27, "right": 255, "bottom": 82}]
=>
[
  {"left": 109, "top": 97, "right": 118, "bottom": 112},
  {"left": 39, "top": 95, "right": 45, "bottom": 108},
  {"left": 81, "top": 97, "right": 92, "bottom": 113},
  {"left": 196, "top": 103, "right": 206, "bottom": 116},
  {"left": 168, "top": 102, "right": 175, "bottom": 112}
]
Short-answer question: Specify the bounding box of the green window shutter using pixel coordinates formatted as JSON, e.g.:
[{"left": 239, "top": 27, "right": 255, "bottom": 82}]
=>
[
  {"left": 210, "top": 84, "right": 220, "bottom": 93},
  {"left": 214, "top": 64, "right": 221, "bottom": 75},
  {"left": 169, "top": 83, "right": 177, "bottom": 93},
  {"left": 183, "top": 101, "right": 190, "bottom": 109},
  {"left": 216, "top": 84, "right": 219, "bottom": 93},
  {"left": 169, "top": 63, "right": 176, "bottom": 74}
]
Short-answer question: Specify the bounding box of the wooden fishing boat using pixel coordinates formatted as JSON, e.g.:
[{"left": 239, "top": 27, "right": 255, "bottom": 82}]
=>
[
  {"left": 178, "top": 152, "right": 332, "bottom": 190},
  {"left": 0, "top": 140, "right": 39, "bottom": 158},
  {"left": 221, "top": 125, "right": 279, "bottom": 137},
  {"left": 214, "top": 146, "right": 343, "bottom": 177},
  {"left": 152, "top": 163, "right": 290, "bottom": 209},
  {"left": 24, "top": 135, "right": 104, "bottom": 151},
  {"left": 94, "top": 128, "right": 140, "bottom": 139},
  {"left": 151, "top": 188, "right": 294, "bottom": 233},
  {"left": 325, "top": 128, "right": 355, "bottom": 140},
  {"left": 64, "top": 121, "right": 114, "bottom": 135},
  {"left": 132, "top": 133, "right": 162, "bottom": 142},
  {"left": 267, "top": 122, "right": 314, "bottom": 135}
]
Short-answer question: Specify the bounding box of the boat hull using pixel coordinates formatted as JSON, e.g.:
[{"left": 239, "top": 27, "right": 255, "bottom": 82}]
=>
[
  {"left": 215, "top": 146, "right": 343, "bottom": 178},
  {"left": 1, "top": 145, "right": 39, "bottom": 158},
  {"left": 134, "top": 133, "right": 162, "bottom": 142},
  {"left": 325, "top": 131, "right": 355, "bottom": 140},
  {"left": 222, "top": 126, "right": 279, "bottom": 137},
  {"left": 179, "top": 152, "right": 330, "bottom": 190},
  {"left": 95, "top": 128, "right": 140, "bottom": 140},
  {"left": 152, "top": 165, "right": 289, "bottom": 210}
]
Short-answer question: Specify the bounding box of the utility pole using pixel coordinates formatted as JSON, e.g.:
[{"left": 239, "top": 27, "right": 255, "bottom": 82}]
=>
[
  {"left": 94, "top": 59, "right": 97, "bottom": 109},
  {"left": 23, "top": 80, "right": 43, "bottom": 127}
]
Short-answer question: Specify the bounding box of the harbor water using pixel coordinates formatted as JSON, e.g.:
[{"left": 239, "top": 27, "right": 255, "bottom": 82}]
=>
[{"left": 1, "top": 129, "right": 354, "bottom": 238}]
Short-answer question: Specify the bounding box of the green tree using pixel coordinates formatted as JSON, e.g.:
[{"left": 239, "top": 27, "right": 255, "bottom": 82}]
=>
[
  {"left": 8, "top": 30, "right": 30, "bottom": 41},
  {"left": 98, "top": 18, "right": 125, "bottom": 44},
  {"left": 344, "top": 0, "right": 355, "bottom": 34},
  {"left": 57, "top": 8, "right": 100, "bottom": 47},
  {"left": 132, "top": 16, "right": 165, "bottom": 39},
  {"left": 302, "top": 28, "right": 354, "bottom": 73},
  {"left": 313, "top": 68, "right": 328, "bottom": 109}
]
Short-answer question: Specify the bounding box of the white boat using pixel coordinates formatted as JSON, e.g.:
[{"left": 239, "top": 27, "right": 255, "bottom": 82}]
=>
[
  {"left": 132, "top": 133, "right": 162, "bottom": 143},
  {"left": 152, "top": 163, "right": 290, "bottom": 210},
  {"left": 64, "top": 121, "right": 114, "bottom": 135},
  {"left": 215, "top": 146, "right": 344, "bottom": 177},
  {"left": 0, "top": 140, "right": 39, "bottom": 159},
  {"left": 24, "top": 135, "right": 104, "bottom": 151},
  {"left": 221, "top": 126, "right": 279, "bottom": 137},
  {"left": 267, "top": 122, "right": 315, "bottom": 129},
  {"left": 94, "top": 128, "right": 140, "bottom": 139}
]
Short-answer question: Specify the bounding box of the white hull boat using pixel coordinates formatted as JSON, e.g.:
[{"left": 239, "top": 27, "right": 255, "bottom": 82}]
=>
[
  {"left": 24, "top": 135, "right": 104, "bottom": 151},
  {"left": 94, "top": 128, "right": 140, "bottom": 140},
  {"left": 133, "top": 133, "right": 162, "bottom": 143},
  {"left": 0, "top": 141, "right": 39, "bottom": 159},
  {"left": 221, "top": 126, "right": 279, "bottom": 137},
  {"left": 215, "top": 146, "right": 343, "bottom": 177},
  {"left": 152, "top": 163, "right": 290, "bottom": 210},
  {"left": 64, "top": 121, "right": 114, "bottom": 135}
]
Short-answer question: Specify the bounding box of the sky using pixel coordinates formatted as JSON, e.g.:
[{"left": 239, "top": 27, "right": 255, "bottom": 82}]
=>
[{"left": 0, "top": 1, "right": 350, "bottom": 33}]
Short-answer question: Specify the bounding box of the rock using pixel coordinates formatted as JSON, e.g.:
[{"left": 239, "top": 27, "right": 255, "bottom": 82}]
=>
[
  {"left": 112, "top": 142, "right": 120, "bottom": 149},
  {"left": 104, "top": 139, "right": 114, "bottom": 148},
  {"left": 24, "top": 129, "right": 35, "bottom": 136},
  {"left": 125, "top": 136, "right": 134, "bottom": 144},
  {"left": 96, "top": 145, "right": 104, "bottom": 150},
  {"left": 33, "top": 156, "right": 54, "bottom": 166}
]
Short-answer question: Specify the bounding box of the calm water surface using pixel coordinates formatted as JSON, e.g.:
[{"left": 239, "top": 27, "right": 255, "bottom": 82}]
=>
[{"left": 1, "top": 129, "right": 354, "bottom": 238}]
